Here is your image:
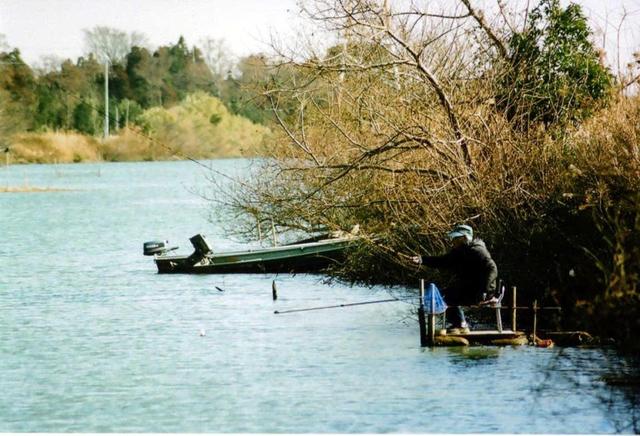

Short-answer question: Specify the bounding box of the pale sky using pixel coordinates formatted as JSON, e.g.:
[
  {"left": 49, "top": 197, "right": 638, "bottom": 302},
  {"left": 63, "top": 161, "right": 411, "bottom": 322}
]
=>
[
  {"left": 0, "top": 0, "right": 638, "bottom": 71},
  {"left": 0, "top": 0, "right": 300, "bottom": 64}
]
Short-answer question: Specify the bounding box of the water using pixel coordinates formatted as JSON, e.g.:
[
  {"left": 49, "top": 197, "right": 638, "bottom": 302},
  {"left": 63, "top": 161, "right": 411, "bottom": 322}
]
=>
[{"left": 1, "top": 160, "right": 638, "bottom": 433}]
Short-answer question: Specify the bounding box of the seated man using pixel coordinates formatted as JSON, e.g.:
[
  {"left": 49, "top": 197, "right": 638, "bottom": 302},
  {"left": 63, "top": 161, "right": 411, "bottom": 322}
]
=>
[{"left": 412, "top": 224, "right": 498, "bottom": 332}]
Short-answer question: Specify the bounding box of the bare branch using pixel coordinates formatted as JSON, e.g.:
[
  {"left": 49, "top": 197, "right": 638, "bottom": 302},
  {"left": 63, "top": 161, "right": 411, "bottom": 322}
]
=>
[{"left": 460, "top": 0, "right": 509, "bottom": 59}]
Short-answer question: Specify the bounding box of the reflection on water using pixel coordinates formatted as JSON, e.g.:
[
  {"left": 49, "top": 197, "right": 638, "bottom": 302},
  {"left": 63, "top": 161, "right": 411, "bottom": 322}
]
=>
[
  {"left": 447, "top": 346, "right": 502, "bottom": 362},
  {"left": 0, "top": 160, "right": 638, "bottom": 433},
  {"left": 532, "top": 347, "right": 640, "bottom": 433}
]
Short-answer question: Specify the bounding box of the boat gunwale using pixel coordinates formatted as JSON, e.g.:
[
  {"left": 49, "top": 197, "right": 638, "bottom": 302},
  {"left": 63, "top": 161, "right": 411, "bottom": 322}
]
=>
[{"left": 154, "top": 236, "right": 356, "bottom": 261}]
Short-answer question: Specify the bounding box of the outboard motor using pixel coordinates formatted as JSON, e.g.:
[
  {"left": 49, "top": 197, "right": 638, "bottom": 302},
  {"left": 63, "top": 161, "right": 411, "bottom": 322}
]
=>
[{"left": 143, "top": 240, "right": 177, "bottom": 256}]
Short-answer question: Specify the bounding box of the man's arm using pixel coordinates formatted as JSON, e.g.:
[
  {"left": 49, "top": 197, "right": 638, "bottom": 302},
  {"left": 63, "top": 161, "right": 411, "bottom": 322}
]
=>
[{"left": 420, "top": 251, "right": 457, "bottom": 269}]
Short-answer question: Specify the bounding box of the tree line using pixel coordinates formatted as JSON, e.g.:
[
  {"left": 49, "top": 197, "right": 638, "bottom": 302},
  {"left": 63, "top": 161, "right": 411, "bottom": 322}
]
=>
[{"left": 0, "top": 32, "right": 273, "bottom": 141}]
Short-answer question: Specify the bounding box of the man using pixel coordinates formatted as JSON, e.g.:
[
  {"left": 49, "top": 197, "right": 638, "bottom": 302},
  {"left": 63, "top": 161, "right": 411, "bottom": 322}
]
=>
[{"left": 412, "top": 224, "right": 498, "bottom": 332}]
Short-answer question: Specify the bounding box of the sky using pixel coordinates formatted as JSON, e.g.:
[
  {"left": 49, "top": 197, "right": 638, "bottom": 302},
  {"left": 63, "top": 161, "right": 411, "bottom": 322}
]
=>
[
  {"left": 0, "top": 0, "right": 300, "bottom": 64},
  {"left": 0, "top": 0, "right": 638, "bottom": 70}
]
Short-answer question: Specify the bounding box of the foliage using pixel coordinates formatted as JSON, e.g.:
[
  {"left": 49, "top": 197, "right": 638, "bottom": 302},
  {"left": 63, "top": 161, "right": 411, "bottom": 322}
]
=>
[
  {"left": 498, "top": 0, "right": 613, "bottom": 128},
  {"left": 136, "top": 92, "right": 270, "bottom": 159},
  {"left": 0, "top": 49, "right": 37, "bottom": 131},
  {"left": 0, "top": 34, "right": 228, "bottom": 138},
  {"left": 216, "top": 0, "right": 639, "bottom": 354},
  {"left": 72, "top": 101, "right": 95, "bottom": 134},
  {"left": 218, "top": 54, "right": 280, "bottom": 124}
]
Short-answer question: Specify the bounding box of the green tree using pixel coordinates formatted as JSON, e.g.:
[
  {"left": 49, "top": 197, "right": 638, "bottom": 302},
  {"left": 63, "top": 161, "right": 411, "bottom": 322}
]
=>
[
  {"left": 125, "top": 46, "right": 154, "bottom": 107},
  {"left": 219, "top": 54, "right": 276, "bottom": 124},
  {"left": 0, "top": 49, "right": 37, "bottom": 130},
  {"left": 72, "top": 100, "right": 95, "bottom": 134},
  {"left": 498, "top": 0, "right": 613, "bottom": 128}
]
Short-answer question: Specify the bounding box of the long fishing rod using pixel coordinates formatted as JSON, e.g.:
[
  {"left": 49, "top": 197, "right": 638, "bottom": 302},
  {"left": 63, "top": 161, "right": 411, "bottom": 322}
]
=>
[
  {"left": 274, "top": 297, "right": 415, "bottom": 314},
  {"left": 274, "top": 296, "right": 561, "bottom": 315}
]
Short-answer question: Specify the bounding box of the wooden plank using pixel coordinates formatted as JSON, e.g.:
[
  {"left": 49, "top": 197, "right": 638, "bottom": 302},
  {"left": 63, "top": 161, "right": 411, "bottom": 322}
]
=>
[
  {"left": 437, "top": 329, "right": 527, "bottom": 346},
  {"left": 447, "top": 330, "right": 526, "bottom": 341},
  {"left": 452, "top": 330, "right": 522, "bottom": 336}
]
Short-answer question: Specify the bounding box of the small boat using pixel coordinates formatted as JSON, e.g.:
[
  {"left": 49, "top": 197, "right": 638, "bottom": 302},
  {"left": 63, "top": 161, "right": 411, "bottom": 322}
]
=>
[{"left": 143, "top": 233, "right": 356, "bottom": 274}]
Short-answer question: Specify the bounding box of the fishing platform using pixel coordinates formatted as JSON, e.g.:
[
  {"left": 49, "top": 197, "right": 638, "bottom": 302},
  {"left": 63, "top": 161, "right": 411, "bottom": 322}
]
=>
[{"left": 418, "top": 279, "right": 563, "bottom": 347}]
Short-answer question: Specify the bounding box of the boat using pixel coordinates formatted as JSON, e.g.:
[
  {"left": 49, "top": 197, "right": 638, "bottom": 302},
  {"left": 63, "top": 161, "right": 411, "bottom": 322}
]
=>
[{"left": 143, "top": 233, "right": 357, "bottom": 274}]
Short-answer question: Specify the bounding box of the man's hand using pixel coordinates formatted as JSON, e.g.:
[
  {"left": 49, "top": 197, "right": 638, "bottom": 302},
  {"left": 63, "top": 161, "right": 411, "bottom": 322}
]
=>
[
  {"left": 411, "top": 255, "right": 422, "bottom": 265},
  {"left": 478, "top": 296, "right": 499, "bottom": 307}
]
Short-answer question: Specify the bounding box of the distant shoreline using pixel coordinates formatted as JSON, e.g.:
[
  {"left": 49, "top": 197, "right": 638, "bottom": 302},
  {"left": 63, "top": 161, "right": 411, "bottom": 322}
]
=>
[{"left": 0, "top": 186, "right": 72, "bottom": 193}]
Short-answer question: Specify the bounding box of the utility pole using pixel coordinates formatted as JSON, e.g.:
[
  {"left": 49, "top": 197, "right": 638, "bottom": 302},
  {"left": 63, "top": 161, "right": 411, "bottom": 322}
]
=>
[
  {"left": 104, "top": 60, "right": 109, "bottom": 139},
  {"left": 125, "top": 100, "right": 130, "bottom": 128}
]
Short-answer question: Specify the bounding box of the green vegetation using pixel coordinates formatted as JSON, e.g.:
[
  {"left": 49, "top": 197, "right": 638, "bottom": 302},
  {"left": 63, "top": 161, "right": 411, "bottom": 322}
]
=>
[
  {"left": 499, "top": 0, "right": 613, "bottom": 127},
  {"left": 7, "top": 93, "right": 270, "bottom": 164},
  {"left": 0, "top": 33, "right": 273, "bottom": 161}
]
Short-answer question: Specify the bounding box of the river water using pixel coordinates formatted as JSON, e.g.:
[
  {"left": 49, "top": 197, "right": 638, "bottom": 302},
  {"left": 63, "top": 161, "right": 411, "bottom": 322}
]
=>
[{"left": 0, "top": 160, "right": 638, "bottom": 433}]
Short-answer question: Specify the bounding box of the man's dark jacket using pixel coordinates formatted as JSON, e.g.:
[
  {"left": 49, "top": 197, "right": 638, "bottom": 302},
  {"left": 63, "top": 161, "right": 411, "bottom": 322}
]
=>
[{"left": 421, "top": 238, "right": 498, "bottom": 304}]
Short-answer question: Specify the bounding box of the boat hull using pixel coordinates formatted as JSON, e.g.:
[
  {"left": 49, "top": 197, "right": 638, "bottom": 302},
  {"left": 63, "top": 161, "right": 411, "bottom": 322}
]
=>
[{"left": 153, "top": 238, "right": 352, "bottom": 274}]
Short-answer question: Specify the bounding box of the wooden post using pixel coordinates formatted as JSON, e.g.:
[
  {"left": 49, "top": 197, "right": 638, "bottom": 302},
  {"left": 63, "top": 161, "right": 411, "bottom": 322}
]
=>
[
  {"left": 418, "top": 279, "right": 428, "bottom": 347},
  {"left": 428, "top": 285, "right": 436, "bottom": 346},
  {"left": 511, "top": 286, "right": 517, "bottom": 332},
  {"left": 532, "top": 299, "right": 538, "bottom": 340},
  {"left": 272, "top": 280, "right": 277, "bottom": 301}
]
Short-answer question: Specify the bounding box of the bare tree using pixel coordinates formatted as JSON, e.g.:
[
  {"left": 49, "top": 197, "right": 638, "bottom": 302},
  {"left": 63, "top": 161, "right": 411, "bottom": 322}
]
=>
[
  {"left": 35, "top": 55, "right": 65, "bottom": 74},
  {"left": 83, "top": 26, "right": 149, "bottom": 63},
  {"left": 0, "top": 33, "right": 9, "bottom": 52},
  {"left": 214, "top": 0, "right": 518, "bottom": 246},
  {"left": 199, "top": 37, "right": 239, "bottom": 81},
  {"left": 214, "top": 0, "right": 625, "bottom": 297}
]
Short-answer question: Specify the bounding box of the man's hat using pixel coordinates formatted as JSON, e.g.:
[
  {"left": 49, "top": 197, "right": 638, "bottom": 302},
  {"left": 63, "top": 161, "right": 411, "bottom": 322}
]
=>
[{"left": 447, "top": 224, "right": 473, "bottom": 241}]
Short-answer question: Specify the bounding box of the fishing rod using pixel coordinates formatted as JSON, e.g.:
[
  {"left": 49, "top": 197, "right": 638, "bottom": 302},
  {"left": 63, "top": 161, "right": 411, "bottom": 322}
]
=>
[
  {"left": 274, "top": 296, "right": 561, "bottom": 315},
  {"left": 274, "top": 297, "right": 415, "bottom": 314}
]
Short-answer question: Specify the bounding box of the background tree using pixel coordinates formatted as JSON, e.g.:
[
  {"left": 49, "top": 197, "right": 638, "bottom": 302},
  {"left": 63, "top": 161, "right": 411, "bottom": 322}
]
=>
[
  {"left": 0, "top": 33, "right": 9, "bottom": 52},
  {"left": 497, "top": 0, "right": 613, "bottom": 127},
  {"left": 0, "top": 49, "right": 37, "bottom": 131},
  {"left": 219, "top": 54, "right": 276, "bottom": 124},
  {"left": 83, "top": 26, "right": 149, "bottom": 64},
  {"left": 200, "top": 37, "right": 238, "bottom": 90}
]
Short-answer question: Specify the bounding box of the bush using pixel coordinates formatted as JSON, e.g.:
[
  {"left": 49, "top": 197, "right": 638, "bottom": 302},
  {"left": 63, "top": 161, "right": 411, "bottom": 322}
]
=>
[
  {"left": 9, "top": 131, "right": 101, "bottom": 163},
  {"left": 138, "top": 92, "right": 270, "bottom": 158}
]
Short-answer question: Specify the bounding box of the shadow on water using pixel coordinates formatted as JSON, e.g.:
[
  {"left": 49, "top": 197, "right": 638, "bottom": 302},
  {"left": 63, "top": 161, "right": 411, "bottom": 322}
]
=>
[{"left": 531, "top": 347, "right": 640, "bottom": 433}]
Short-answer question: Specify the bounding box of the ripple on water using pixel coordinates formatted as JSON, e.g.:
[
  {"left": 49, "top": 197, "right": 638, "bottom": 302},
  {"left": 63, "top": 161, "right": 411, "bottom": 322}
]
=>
[{"left": 1, "top": 161, "right": 637, "bottom": 433}]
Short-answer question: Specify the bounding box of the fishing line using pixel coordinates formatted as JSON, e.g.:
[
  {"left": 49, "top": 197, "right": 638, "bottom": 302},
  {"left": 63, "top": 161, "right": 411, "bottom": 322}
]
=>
[{"left": 274, "top": 295, "right": 419, "bottom": 314}]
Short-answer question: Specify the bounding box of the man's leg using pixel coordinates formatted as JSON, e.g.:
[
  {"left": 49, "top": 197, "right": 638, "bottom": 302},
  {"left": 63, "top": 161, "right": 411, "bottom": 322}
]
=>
[
  {"left": 449, "top": 307, "right": 467, "bottom": 328},
  {"left": 444, "top": 287, "right": 467, "bottom": 328}
]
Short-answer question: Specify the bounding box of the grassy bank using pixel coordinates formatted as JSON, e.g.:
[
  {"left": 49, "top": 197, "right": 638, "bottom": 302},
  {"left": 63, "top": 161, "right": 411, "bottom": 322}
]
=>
[{"left": 5, "top": 93, "right": 270, "bottom": 164}]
